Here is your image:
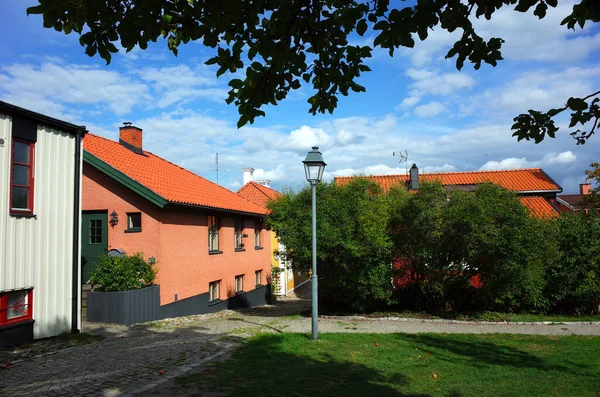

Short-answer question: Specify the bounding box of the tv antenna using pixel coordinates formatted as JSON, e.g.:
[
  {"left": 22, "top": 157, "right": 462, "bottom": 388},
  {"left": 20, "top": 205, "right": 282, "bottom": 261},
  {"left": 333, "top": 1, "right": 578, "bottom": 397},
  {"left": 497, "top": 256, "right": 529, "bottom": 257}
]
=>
[
  {"left": 393, "top": 150, "right": 409, "bottom": 174},
  {"left": 215, "top": 153, "right": 229, "bottom": 185}
]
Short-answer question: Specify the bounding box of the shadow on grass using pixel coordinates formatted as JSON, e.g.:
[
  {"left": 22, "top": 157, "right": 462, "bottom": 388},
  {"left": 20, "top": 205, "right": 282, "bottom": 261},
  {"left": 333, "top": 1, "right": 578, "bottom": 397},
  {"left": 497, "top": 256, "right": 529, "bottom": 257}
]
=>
[
  {"left": 226, "top": 317, "right": 284, "bottom": 333},
  {"left": 176, "top": 333, "right": 428, "bottom": 397},
  {"left": 396, "top": 333, "right": 570, "bottom": 372}
]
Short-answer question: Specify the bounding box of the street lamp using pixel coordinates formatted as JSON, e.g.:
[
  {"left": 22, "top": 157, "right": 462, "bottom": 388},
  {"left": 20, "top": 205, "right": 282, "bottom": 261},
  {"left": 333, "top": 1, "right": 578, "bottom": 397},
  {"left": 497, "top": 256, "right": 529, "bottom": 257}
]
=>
[{"left": 302, "top": 146, "right": 326, "bottom": 340}]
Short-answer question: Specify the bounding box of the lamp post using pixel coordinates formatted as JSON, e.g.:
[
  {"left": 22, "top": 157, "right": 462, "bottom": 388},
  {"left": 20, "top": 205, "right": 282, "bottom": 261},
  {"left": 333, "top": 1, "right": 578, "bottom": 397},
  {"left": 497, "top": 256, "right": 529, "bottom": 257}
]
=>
[{"left": 302, "top": 146, "right": 326, "bottom": 341}]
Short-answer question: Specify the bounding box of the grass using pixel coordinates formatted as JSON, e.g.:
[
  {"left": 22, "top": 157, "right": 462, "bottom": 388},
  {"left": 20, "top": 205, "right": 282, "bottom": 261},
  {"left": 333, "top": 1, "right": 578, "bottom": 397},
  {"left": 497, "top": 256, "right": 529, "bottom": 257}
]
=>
[
  {"left": 56, "top": 332, "right": 105, "bottom": 346},
  {"left": 175, "top": 333, "right": 600, "bottom": 397},
  {"left": 363, "top": 310, "right": 600, "bottom": 323}
]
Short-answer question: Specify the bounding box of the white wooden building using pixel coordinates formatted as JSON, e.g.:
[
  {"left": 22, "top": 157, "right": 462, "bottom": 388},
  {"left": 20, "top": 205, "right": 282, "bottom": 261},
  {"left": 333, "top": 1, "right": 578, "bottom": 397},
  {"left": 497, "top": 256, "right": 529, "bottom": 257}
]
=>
[{"left": 0, "top": 102, "right": 86, "bottom": 346}]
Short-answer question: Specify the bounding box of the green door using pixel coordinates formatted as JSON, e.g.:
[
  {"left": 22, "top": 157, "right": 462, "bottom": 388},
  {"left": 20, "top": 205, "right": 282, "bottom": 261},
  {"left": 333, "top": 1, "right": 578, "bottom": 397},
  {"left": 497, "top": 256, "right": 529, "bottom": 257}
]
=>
[{"left": 81, "top": 211, "right": 108, "bottom": 283}]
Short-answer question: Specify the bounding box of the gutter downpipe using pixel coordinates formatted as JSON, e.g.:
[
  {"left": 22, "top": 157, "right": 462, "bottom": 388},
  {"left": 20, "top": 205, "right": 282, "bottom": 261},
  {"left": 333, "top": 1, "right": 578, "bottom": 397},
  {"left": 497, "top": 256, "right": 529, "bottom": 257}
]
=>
[{"left": 71, "top": 128, "right": 85, "bottom": 333}]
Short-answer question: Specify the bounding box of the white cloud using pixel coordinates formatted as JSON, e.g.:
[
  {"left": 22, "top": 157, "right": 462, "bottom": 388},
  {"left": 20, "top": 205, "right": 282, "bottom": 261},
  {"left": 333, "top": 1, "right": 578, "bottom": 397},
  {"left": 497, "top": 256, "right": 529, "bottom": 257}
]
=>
[
  {"left": 480, "top": 151, "right": 577, "bottom": 170},
  {"left": 0, "top": 62, "right": 150, "bottom": 117},
  {"left": 414, "top": 102, "right": 448, "bottom": 118},
  {"left": 403, "top": 0, "right": 600, "bottom": 67},
  {"left": 406, "top": 68, "right": 475, "bottom": 96},
  {"left": 546, "top": 151, "right": 577, "bottom": 164},
  {"left": 397, "top": 68, "right": 475, "bottom": 112},
  {"left": 471, "top": 0, "right": 600, "bottom": 62},
  {"left": 253, "top": 164, "right": 287, "bottom": 182},
  {"left": 463, "top": 67, "right": 600, "bottom": 117},
  {"left": 395, "top": 92, "right": 421, "bottom": 110}
]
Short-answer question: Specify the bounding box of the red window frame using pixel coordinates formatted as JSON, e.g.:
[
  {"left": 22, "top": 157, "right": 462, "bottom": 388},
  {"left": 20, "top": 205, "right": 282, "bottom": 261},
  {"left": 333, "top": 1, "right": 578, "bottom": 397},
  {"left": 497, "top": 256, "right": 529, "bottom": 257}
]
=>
[
  {"left": 9, "top": 138, "right": 35, "bottom": 215},
  {"left": 0, "top": 289, "right": 33, "bottom": 326}
]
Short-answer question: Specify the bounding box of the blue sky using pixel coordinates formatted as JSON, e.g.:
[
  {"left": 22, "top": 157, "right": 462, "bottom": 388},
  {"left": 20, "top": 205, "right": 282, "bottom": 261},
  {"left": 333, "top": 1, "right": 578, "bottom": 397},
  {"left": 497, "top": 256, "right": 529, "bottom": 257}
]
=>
[{"left": 1, "top": 0, "right": 599, "bottom": 193}]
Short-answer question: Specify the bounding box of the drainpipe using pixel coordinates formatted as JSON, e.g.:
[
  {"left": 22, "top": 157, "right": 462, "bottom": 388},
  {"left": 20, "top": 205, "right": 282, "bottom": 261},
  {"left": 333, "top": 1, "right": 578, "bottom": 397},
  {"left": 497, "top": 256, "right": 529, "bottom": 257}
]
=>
[{"left": 71, "top": 128, "right": 85, "bottom": 333}]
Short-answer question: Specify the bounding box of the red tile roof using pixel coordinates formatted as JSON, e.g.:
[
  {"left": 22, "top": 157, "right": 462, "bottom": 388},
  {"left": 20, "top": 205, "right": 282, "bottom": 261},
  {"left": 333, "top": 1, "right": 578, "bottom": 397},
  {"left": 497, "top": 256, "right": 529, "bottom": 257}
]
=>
[
  {"left": 518, "top": 197, "right": 558, "bottom": 218},
  {"left": 335, "top": 169, "right": 561, "bottom": 193},
  {"left": 335, "top": 169, "right": 561, "bottom": 218},
  {"left": 237, "top": 181, "right": 282, "bottom": 208},
  {"left": 84, "top": 134, "right": 267, "bottom": 215}
]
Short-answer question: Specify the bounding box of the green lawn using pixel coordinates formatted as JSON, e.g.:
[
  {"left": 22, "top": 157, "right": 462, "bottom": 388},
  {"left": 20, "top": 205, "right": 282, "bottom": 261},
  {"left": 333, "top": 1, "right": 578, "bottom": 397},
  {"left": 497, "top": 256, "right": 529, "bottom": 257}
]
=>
[
  {"left": 364, "top": 311, "right": 600, "bottom": 323},
  {"left": 175, "top": 333, "right": 600, "bottom": 397}
]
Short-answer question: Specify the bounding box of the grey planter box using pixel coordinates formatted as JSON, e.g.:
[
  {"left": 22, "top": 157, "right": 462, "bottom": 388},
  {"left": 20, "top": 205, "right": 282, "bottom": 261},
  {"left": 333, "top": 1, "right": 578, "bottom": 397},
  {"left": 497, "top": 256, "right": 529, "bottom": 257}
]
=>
[{"left": 87, "top": 285, "right": 160, "bottom": 326}]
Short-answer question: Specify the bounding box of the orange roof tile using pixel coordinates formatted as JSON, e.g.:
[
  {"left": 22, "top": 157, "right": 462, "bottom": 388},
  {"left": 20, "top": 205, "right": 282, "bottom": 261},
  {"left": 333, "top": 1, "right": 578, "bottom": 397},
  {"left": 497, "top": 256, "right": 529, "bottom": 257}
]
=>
[
  {"left": 518, "top": 196, "right": 559, "bottom": 218},
  {"left": 237, "top": 181, "right": 282, "bottom": 208},
  {"left": 84, "top": 134, "right": 267, "bottom": 215},
  {"left": 335, "top": 169, "right": 561, "bottom": 193}
]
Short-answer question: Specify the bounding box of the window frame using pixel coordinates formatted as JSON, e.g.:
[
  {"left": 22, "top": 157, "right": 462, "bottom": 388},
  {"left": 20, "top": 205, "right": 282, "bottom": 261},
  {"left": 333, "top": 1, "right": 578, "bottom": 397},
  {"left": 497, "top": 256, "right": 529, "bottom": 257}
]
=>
[
  {"left": 234, "top": 219, "right": 244, "bottom": 251},
  {"left": 125, "top": 212, "right": 142, "bottom": 233},
  {"left": 235, "top": 274, "right": 244, "bottom": 293},
  {"left": 254, "top": 220, "right": 262, "bottom": 249},
  {"left": 208, "top": 280, "right": 221, "bottom": 302},
  {"left": 89, "top": 219, "right": 104, "bottom": 244},
  {"left": 9, "top": 138, "right": 35, "bottom": 216},
  {"left": 255, "top": 270, "right": 263, "bottom": 287},
  {"left": 0, "top": 289, "right": 33, "bottom": 326},
  {"left": 208, "top": 216, "right": 221, "bottom": 253}
]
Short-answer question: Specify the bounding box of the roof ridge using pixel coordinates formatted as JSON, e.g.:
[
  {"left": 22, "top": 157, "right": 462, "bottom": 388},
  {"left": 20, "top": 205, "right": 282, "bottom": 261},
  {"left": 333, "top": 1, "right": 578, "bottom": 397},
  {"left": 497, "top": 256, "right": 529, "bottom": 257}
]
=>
[
  {"left": 250, "top": 181, "right": 281, "bottom": 197},
  {"left": 334, "top": 168, "right": 545, "bottom": 179}
]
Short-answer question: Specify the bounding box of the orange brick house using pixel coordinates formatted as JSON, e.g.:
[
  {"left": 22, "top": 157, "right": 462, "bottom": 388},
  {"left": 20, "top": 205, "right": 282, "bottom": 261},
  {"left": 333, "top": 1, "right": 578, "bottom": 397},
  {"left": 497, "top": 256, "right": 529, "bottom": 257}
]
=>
[
  {"left": 237, "top": 169, "right": 309, "bottom": 296},
  {"left": 82, "top": 124, "right": 272, "bottom": 320},
  {"left": 557, "top": 182, "right": 600, "bottom": 213},
  {"left": 335, "top": 166, "right": 562, "bottom": 218}
]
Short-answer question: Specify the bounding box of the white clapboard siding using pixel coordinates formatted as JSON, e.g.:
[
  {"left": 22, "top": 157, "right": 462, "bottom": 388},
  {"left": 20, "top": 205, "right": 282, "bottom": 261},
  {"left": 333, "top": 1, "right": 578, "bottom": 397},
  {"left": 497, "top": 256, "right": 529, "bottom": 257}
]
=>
[{"left": 0, "top": 114, "right": 78, "bottom": 339}]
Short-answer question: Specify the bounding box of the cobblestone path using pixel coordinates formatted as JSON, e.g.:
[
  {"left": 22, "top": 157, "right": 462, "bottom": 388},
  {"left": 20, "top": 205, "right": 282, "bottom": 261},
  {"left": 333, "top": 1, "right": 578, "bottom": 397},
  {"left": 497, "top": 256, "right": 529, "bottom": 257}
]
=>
[{"left": 0, "top": 322, "right": 236, "bottom": 397}]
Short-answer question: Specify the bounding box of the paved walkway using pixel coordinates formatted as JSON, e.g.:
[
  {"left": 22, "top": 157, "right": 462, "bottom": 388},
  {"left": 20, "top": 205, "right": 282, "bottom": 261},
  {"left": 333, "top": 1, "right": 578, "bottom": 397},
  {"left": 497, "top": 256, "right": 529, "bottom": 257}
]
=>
[{"left": 1, "top": 297, "right": 599, "bottom": 397}]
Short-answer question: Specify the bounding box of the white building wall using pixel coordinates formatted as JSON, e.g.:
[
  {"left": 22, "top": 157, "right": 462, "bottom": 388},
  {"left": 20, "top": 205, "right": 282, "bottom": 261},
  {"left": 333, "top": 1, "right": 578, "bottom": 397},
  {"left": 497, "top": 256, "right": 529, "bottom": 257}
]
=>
[{"left": 0, "top": 114, "right": 77, "bottom": 339}]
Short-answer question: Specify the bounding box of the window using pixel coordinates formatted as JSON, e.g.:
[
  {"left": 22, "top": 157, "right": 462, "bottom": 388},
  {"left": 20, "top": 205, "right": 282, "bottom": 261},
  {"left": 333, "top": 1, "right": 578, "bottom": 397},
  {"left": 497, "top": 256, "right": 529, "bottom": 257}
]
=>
[
  {"left": 209, "top": 281, "right": 220, "bottom": 301},
  {"left": 208, "top": 216, "right": 220, "bottom": 252},
  {"left": 89, "top": 219, "right": 103, "bottom": 244},
  {"left": 234, "top": 219, "right": 244, "bottom": 250},
  {"left": 0, "top": 289, "right": 33, "bottom": 325},
  {"left": 235, "top": 275, "right": 244, "bottom": 293},
  {"left": 10, "top": 139, "right": 34, "bottom": 215},
  {"left": 254, "top": 220, "right": 262, "bottom": 248},
  {"left": 255, "top": 270, "right": 262, "bottom": 286},
  {"left": 126, "top": 212, "right": 141, "bottom": 232}
]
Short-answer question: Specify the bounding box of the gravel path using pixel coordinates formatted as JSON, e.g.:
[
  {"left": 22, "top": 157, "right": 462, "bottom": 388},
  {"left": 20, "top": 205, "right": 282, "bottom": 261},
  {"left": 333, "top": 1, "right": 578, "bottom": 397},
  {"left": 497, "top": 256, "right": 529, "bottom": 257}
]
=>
[{"left": 1, "top": 295, "right": 598, "bottom": 397}]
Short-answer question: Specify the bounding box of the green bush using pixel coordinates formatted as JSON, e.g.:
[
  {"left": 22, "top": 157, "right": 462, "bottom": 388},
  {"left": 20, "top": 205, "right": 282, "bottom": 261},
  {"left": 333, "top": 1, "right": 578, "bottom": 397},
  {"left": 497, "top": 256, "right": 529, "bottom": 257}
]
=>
[
  {"left": 545, "top": 210, "right": 600, "bottom": 314},
  {"left": 268, "top": 179, "right": 406, "bottom": 312},
  {"left": 90, "top": 253, "right": 157, "bottom": 292}
]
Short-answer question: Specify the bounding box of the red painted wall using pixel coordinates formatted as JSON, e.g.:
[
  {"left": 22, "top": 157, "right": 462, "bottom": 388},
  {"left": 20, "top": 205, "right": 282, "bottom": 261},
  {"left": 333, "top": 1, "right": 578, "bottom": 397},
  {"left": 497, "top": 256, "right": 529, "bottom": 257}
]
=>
[{"left": 82, "top": 163, "right": 272, "bottom": 305}]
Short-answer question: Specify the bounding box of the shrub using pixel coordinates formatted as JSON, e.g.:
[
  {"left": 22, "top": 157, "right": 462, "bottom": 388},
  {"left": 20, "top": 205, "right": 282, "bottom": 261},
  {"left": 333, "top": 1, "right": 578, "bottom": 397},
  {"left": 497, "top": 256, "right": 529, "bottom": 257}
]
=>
[
  {"left": 268, "top": 179, "right": 406, "bottom": 312},
  {"left": 545, "top": 210, "right": 600, "bottom": 314},
  {"left": 90, "top": 253, "right": 157, "bottom": 292}
]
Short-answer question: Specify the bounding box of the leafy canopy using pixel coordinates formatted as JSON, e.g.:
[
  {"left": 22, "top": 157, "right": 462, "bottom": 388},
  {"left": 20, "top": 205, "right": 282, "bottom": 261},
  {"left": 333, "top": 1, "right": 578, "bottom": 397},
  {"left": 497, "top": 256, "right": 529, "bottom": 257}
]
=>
[
  {"left": 28, "top": 0, "right": 600, "bottom": 141},
  {"left": 267, "top": 178, "right": 406, "bottom": 312}
]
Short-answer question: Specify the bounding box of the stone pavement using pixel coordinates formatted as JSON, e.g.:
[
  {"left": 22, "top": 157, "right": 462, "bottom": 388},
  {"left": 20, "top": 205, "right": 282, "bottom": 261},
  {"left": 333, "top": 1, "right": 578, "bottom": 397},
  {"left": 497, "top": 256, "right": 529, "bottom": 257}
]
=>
[{"left": 0, "top": 315, "right": 239, "bottom": 397}]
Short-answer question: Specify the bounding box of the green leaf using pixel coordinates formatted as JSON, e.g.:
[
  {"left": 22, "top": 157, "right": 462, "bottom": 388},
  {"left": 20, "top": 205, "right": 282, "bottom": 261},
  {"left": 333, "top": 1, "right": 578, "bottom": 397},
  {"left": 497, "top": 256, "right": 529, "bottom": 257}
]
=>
[
  {"left": 229, "top": 79, "right": 243, "bottom": 89},
  {"left": 26, "top": 5, "right": 43, "bottom": 15},
  {"left": 567, "top": 97, "right": 588, "bottom": 112},
  {"left": 357, "top": 19, "right": 368, "bottom": 36}
]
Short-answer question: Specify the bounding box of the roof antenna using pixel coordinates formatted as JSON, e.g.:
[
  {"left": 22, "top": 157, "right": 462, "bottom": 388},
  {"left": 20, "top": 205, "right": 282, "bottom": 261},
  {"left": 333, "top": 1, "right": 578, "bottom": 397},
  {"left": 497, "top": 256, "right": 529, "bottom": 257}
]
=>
[
  {"left": 215, "top": 152, "right": 229, "bottom": 185},
  {"left": 393, "top": 150, "right": 409, "bottom": 174}
]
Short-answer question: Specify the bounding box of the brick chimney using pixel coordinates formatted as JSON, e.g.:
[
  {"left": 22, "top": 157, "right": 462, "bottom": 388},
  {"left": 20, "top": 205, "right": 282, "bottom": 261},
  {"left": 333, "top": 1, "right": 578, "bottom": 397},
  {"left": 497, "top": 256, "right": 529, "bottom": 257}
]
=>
[
  {"left": 119, "top": 122, "right": 143, "bottom": 154},
  {"left": 256, "top": 180, "right": 271, "bottom": 188},
  {"left": 409, "top": 163, "right": 419, "bottom": 190},
  {"left": 242, "top": 167, "right": 255, "bottom": 185},
  {"left": 580, "top": 183, "right": 592, "bottom": 195}
]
